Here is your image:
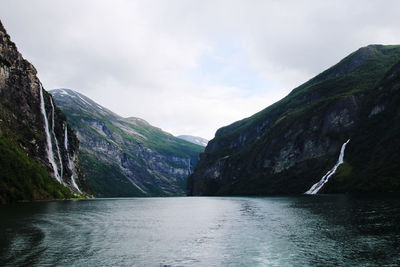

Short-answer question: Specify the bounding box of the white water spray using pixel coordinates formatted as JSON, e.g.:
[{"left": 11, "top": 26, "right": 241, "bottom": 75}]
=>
[
  {"left": 64, "top": 126, "right": 81, "bottom": 193},
  {"left": 50, "top": 98, "right": 63, "bottom": 179},
  {"left": 305, "top": 139, "right": 350, "bottom": 195},
  {"left": 39, "top": 84, "right": 61, "bottom": 183}
]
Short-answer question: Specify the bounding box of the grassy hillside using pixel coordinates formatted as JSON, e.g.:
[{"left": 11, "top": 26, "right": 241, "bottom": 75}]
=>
[
  {"left": 0, "top": 135, "right": 75, "bottom": 203},
  {"left": 209, "top": 45, "right": 400, "bottom": 158}
]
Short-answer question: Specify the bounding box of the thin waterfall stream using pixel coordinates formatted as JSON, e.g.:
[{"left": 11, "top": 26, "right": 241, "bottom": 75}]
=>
[
  {"left": 50, "top": 98, "right": 64, "bottom": 179},
  {"left": 64, "top": 126, "right": 81, "bottom": 193},
  {"left": 305, "top": 139, "right": 350, "bottom": 194}
]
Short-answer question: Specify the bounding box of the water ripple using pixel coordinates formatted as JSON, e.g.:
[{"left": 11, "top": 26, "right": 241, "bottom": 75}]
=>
[{"left": 1, "top": 196, "right": 400, "bottom": 266}]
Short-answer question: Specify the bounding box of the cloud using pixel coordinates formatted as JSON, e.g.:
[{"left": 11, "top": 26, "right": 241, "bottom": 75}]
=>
[{"left": 1, "top": 0, "right": 400, "bottom": 139}]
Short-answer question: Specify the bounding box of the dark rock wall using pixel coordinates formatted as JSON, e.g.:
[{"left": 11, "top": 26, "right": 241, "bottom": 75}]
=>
[{"left": 0, "top": 20, "right": 88, "bottom": 195}]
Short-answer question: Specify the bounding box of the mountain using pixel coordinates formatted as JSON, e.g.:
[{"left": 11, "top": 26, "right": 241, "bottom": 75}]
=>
[
  {"left": 0, "top": 21, "right": 88, "bottom": 203},
  {"left": 51, "top": 89, "right": 204, "bottom": 197},
  {"left": 177, "top": 135, "right": 208, "bottom": 147},
  {"left": 188, "top": 44, "right": 400, "bottom": 196}
]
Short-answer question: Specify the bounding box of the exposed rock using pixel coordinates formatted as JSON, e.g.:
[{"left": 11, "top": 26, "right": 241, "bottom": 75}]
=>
[
  {"left": 51, "top": 89, "right": 204, "bottom": 197},
  {"left": 368, "top": 105, "right": 385, "bottom": 118},
  {"left": 0, "top": 20, "right": 89, "bottom": 202}
]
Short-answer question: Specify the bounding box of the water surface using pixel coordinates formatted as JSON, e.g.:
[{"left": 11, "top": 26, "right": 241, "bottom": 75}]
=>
[{"left": 1, "top": 195, "right": 400, "bottom": 266}]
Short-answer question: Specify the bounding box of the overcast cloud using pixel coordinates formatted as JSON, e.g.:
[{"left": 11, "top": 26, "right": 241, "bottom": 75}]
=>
[{"left": 1, "top": 0, "right": 400, "bottom": 139}]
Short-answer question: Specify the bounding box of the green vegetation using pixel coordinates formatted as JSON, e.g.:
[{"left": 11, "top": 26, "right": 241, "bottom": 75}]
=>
[
  {"left": 212, "top": 45, "right": 400, "bottom": 158},
  {"left": 63, "top": 108, "right": 203, "bottom": 159},
  {"left": 79, "top": 152, "right": 147, "bottom": 197},
  {"left": 0, "top": 135, "right": 75, "bottom": 203},
  {"left": 190, "top": 45, "right": 400, "bottom": 195},
  {"left": 325, "top": 61, "right": 400, "bottom": 193},
  {"left": 125, "top": 121, "right": 204, "bottom": 158}
]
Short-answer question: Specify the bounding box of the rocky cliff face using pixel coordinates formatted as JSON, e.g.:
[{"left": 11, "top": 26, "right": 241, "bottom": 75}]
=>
[
  {"left": 188, "top": 45, "right": 400, "bottom": 195},
  {"left": 51, "top": 89, "right": 204, "bottom": 197},
  {"left": 0, "top": 21, "right": 88, "bottom": 203}
]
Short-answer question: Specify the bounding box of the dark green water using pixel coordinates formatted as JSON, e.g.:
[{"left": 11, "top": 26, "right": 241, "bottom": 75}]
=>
[{"left": 1, "top": 195, "right": 400, "bottom": 266}]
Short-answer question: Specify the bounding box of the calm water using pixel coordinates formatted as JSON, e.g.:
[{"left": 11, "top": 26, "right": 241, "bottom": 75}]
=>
[{"left": 1, "top": 195, "right": 400, "bottom": 266}]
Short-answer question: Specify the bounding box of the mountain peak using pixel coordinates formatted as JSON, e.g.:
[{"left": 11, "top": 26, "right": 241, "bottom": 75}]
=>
[
  {"left": 125, "top": 117, "right": 150, "bottom": 126},
  {"left": 323, "top": 44, "right": 400, "bottom": 80},
  {"left": 50, "top": 88, "right": 120, "bottom": 119},
  {"left": 177, "top": 135, "right": 208, "bottom": 147}
]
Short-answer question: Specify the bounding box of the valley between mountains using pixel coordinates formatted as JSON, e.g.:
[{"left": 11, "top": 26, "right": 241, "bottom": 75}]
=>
[{"left": 1, "top": 17, "right": 400, "bottom": 203}]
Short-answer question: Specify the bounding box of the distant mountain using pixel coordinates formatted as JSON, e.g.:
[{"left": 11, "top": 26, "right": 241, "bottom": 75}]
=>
[
  {"left": 51, "top": 89, "right": 204, "bottom": 197},
  {"left": 177, "top": 135, "right": 208, "bottom": 147},
  {"left": 0, "top": 21, "right": 88, "bottom": 203},
  {"left": 188, "top": 44, "right": 400, "bottom": 196}
]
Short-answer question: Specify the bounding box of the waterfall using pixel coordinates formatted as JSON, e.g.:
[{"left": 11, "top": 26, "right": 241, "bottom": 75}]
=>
[
  {"left": 64, "top": 126, "right": 82, "bottom": 193},
  {"left": 187, "top": 159, "right": 192, "bottom": 175},
  {"left": 305, "top": 139, "right": 350, "bottom": 195},
  {"left": 64, "top": 125, "right": 69, "bottom": 151},
  {"left": 50, "top": 98, "right": 63, "bottom": 179},
  {"left": 39, "top": 84, "right": 61, "bottom": 183}
]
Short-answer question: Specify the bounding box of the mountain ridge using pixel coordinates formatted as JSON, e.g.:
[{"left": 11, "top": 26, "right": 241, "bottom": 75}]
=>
[
  {"left": 188, "top": 44, "right": 400, "bottom": 196},
  {"left": 51, "top": 88, "right": 204, "bottom": 197}
]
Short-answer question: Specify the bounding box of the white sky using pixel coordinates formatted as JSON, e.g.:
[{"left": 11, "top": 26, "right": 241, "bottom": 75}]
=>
[{"left": 1, "top": 0, "right": 400, "bottom": 139}]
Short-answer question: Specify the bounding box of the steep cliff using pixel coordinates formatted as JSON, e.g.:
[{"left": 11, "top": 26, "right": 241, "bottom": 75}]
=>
[
  {"left": 51, "top": 89, "right": 204, "bottom": 197},
  {"left": 188, "top": 45, "right": 400, "bottom": 195},
  {"left": 0, "top": 21, "right": 88, "bottom": 203}
]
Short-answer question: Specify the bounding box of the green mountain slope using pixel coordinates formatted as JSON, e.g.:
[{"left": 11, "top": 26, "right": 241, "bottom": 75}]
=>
[
  {"left": 325, "top": 59, "right": 400, "bottom": 192},
  {"left": 188, "top": 44, "right": 400, "bottom": 195},
  {"left": 51, "top": 89, "right": 204, "bottom": 197}
]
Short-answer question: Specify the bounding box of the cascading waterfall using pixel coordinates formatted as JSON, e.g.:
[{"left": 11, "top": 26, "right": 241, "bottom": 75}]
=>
[
  {"left": 39, "top": 84, "right": 61, "bottom": 183},
  {"left": 50, "top": 98, "right": 63, "bottom": 179},
  {"left": 64, "top": 126, "right": 81, "bottom": 193},
  {"left": 305, "top": 139, "right": 350, "bottom": 195}
]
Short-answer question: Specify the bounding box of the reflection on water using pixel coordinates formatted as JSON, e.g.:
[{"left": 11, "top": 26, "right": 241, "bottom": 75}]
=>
[{"left": 1, "top": 195, "right": 400, "bottom": 266}]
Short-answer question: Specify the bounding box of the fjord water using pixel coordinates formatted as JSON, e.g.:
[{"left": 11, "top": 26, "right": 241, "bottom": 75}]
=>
[{"left": 1, "top": 196, "right": 399, "bottom": 266}]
